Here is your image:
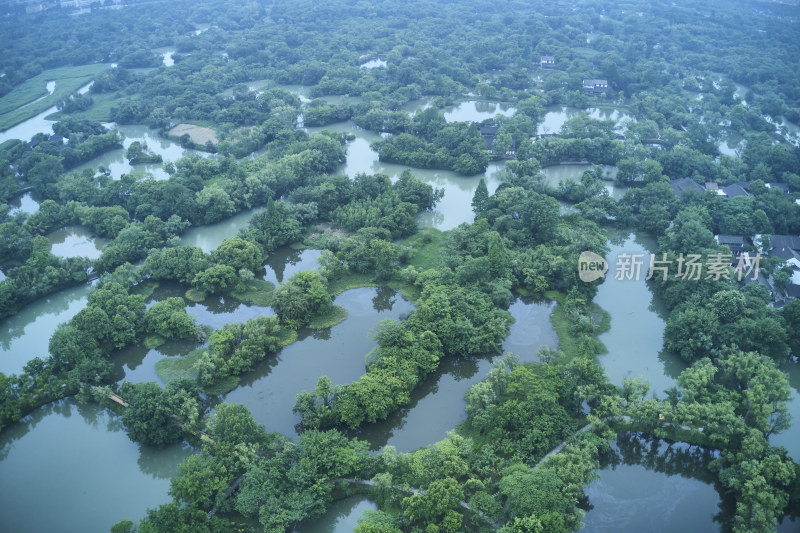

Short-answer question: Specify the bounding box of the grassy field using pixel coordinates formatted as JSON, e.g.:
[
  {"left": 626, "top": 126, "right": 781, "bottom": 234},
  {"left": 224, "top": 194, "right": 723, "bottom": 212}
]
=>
[
  {"left": 405, "top": 228, "right": 445, "bottom": 270},
  {"left": 168, "top": 123, "right": 219, "bottom": 145},
  {"left": 47, "top": 93, "right": 118, "bottom": 123},
  {"left": 0, "top": 64, "right": 109, "bottom": 131}
]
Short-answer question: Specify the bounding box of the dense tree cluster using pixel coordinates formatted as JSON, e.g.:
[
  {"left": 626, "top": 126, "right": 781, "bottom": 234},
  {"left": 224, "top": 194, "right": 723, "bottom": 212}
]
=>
[{"left": 196, "top": 316, "right": 282, "bottom": 387}]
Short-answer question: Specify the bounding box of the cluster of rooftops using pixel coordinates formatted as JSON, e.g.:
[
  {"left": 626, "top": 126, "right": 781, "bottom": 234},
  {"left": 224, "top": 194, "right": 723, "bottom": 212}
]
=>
[
  {"left": 669, "top": 178, "right": 800, "bottom": 304},
  {"left": 539, "top": 55, "right": 609, "bottom": 94}
]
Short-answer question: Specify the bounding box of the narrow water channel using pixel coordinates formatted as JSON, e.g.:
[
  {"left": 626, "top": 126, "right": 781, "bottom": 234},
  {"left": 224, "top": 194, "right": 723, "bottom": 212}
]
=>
[
  {"left": 593, "top": 233, "right": 686, "bottom": 397},
  {"left": 772, "top": 361, "right": 800, "bottom": 462},
  {"left": 303, "top": 120, "right": 506, "bottom": 231},
  {"left": 224, "top": 286, "right": 414, "bottom": 438}
]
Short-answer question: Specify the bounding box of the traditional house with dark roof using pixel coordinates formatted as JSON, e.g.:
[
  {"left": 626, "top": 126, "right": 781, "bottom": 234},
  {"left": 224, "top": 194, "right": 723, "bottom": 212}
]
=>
[
  {"left": 720, "top": 183, "right": 751, "bottom": 198},
  {"left": 582, "top": 79, "right": 608, "bottom": 95},
  {"left": 479, "top": 125, "right": 499, "bottom": 151},
  {"left": 715, "top": 235, "right": 747, "bottom": 256},
  {"left": 768, "top": 235, "right": 800, "bottom": 261},
  {"left": 541, "top": 56, "right": 555, "bottom": 70},
  {"left": 669, "top": 178, "right": 706, "bottom": 196}
]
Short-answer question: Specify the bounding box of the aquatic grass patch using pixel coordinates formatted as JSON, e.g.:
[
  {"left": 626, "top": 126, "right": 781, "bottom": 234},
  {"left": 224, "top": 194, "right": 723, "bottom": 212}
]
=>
[
  {"left": 230, "top": 279, "right": 275, "bottom": 307},
  {"left": 144, "top": 334, "right": 166, "bottom": 349},
  {"left": 277, "top": 327, "right": 298, "bottom": 346},
  {"left": 202, "top": 376, "right": 240, "bottom": 395},
  {"left": 548, "top": 291, "right": 609, "bottom": 361},
  {"left": 309, "top": 305, "right": 347, "bottom": 329},
  {"left": 0, "top": 64, "right": 109, "bottom": 131},
  {"left": 132, "top": 280, "right": 159, "bottom": 299},
  {"left": 326, "top": 272, "right": 376, "bottom": 296},
  {"left": 156, "top": 349, "right": 240, "bottom": 395},
  {"left": 185, "top": 288, "right": 206, "bottom": 302},
  {"left": 156, "top": 347, "right": 205, "bottom": 383}
]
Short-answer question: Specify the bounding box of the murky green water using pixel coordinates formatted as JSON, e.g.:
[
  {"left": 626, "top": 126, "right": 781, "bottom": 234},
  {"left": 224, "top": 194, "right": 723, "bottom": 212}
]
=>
[
  {"left": 71, "top": 124, "right": 206, "bottom": 181},
  {"left": 296, "top": 495, "right": 377, "bottom": 532},
  {"left": 1, "top": 93, "right": 796, "bottom": 533},
  {"left": 46, "top": 226, "right": 108, "bottom": 259},
  {"left": 305, "top": 120, "right": 506, "bottom": 231},
  {"left": 0, "top": 399, "right": 193, "bottom": 533},
  {"left": 0, "top": 104, "right": 57, "bottom": 143},
  {"left": 772, "top": 361, "right": 800, "bottom": 462},
  {"left": 0, "top": 282, "right": 93, "bottom": 376},
  {"left": 583, "top": 433, "right": 723, "bottom": 532},
  {"left": 0, "top": 81, "right": 93, "bottom": 143},
  {"left": 538, "top": 106, "right": 634, "bottom": 136},
  {"left": 540, "top": 164, "right": 626, "bottom": 199},
  {"left": 179, "top": 207, "right": 263, "bottom": 253},
  {"left": 593, "top": 233, "right": 686, "bottom": 396},
  {"left": 264, "top": 248, "right": 322, "bottom": 285},
  {"left": 442, "top": 100, "right": 516, "bottom": 122}
]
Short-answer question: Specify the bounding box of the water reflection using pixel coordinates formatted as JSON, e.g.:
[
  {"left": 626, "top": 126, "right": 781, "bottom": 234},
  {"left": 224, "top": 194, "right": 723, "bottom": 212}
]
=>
[
  {"left": 0, "top": 282, "right": 93, "bottom": 375},
  {"left": 538, "top": 106, "right": 634, "bottom": 136},
  {"left": 771, "top": 361, "right": 800, "bottom": 462},
  {"left": 72, "top": 123, "right": 206, "bottom": 181},
  {"left": 304, "top": 120, "right": 506, "bottom": 231},
  {"left": 147, "top": 282, "right": 274, "bottom": 330},
  {"left": 540, "top": 164, "right": 626, "bottom": 200},
  {"left": 583, "top": 433, "right": 726, "bottom": 533},
  {"left": 264, "top": 247, "right": 322, "bottom": 285},
  {"left": 112, "top": 338, "right": 201, "bottom": 385},
  {"left": 7, "top": 191, "right": 40, "bottom": 216},
  {"left": 442, "top": 100, "right": 516, "bottom": 123},
  {"left": 297, "top": 495, "right": 377, "bottom": 532},
  {"left": 179, "top": 207, "right": 263, "bottom": 253},
  {"left": 0, "top": 399, "right": 192, "bottom": 532},
  {"left": 46, "top": 226, "right": 108, "bottom": 259}
]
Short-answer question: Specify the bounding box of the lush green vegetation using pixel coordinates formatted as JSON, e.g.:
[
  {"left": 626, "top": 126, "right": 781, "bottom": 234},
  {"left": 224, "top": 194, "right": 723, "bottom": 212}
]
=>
[
  {"left": 0, "top": 64, "right": 108, "bottom": 130},
  {"left": 0, "top": 0, "right": 799, "bottom": 531}
]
